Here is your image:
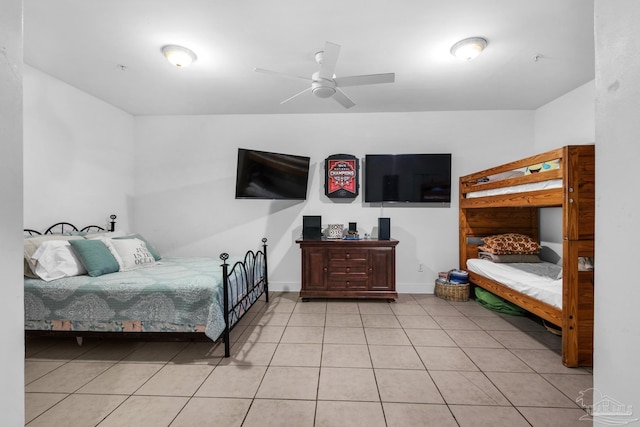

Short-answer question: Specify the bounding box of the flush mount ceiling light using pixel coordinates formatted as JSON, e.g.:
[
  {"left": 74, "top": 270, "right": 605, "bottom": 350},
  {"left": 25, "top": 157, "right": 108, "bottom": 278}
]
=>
[
  {"left": 162, "top": 45, "right": 197, "bottom": 68},
  {"left": 450, "top": 37, "right": 488, "bottom": 61}
]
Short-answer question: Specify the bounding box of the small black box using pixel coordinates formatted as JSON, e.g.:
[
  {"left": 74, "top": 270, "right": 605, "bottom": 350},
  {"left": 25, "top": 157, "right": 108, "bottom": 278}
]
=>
[
  {"left": 303, "top": 216, "right": 322, "bottom": 240},
  {"left": 348, "top": 222, "right": 357, "bottom": 232},
  {"left": 378, "top": 217, "right": 390, "bottom": 240}
]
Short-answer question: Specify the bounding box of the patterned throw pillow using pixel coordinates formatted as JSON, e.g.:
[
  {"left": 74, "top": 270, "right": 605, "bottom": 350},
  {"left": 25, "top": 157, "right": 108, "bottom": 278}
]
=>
[{"left": 481, "top": 233, "right": 541, "bottom": 254}]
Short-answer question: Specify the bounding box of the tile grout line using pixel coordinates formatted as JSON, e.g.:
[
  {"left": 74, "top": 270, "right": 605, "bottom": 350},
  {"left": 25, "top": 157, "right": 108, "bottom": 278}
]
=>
[{"left": 25, "top": 293, "right": 591, "bottom": 426}]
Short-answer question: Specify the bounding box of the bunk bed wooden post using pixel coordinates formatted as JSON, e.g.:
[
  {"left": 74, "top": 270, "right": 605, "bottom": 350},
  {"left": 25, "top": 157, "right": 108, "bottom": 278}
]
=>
[
  {"left": 459, "top": 145, "right": 595, "bottom": 367},
  {"left": 561, "top": 145, "right": 595, "bottom": 367},
  {"left": 458, "top": 191, "right": 469, "bottom": 270}
]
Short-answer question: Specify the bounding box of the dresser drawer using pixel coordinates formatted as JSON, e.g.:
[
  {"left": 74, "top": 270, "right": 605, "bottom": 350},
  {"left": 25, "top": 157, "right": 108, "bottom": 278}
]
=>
[
  {"left": 328, "top": 277, "right": 368, "bottom": 290},
  {"left": 328, "top": 250, "right": 367, "bottom": 262},
  {"left": 327, "top": 261, "right": 368, "bottom": 275}
]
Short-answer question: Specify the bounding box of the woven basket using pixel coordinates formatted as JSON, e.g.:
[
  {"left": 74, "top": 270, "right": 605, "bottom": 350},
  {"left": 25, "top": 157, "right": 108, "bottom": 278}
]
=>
[{"left": 435, "top": 279, "right": 470, "bottom": 302}]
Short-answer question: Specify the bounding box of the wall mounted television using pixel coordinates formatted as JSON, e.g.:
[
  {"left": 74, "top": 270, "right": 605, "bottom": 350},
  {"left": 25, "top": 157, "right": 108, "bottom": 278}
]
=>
[
  {"left": 235, "top": 148, "right": 311, "bottom": 200},
  {"left": 364, "top": 153, "right": 452, "bottom": 203}
]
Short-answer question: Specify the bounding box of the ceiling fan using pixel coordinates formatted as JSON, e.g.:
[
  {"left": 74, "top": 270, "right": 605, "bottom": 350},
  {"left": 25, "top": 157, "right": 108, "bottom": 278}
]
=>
[{"left": 255, "top": 41, "right": 395, "bottom": 109}]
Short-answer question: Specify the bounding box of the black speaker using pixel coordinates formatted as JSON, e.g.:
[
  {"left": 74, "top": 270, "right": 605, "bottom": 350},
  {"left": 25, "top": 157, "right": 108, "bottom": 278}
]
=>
[
  {"left": 348, "top": 222, "right": 357, "bottom": 232},
  {"left": 303, "top": 216, "right": 322, "bottom": 240},
  {"left": 378, "top": 217, "right": 390, "bottom": 240}
]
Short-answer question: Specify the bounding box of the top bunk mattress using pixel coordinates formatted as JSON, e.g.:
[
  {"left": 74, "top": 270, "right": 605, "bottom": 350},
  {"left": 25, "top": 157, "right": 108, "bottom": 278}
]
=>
[
  {"left": 466, "top": 258, "right": 562, "bottom": 309},
  {"left": 465, "top": 179, "right": 563, "bottom": 199}
]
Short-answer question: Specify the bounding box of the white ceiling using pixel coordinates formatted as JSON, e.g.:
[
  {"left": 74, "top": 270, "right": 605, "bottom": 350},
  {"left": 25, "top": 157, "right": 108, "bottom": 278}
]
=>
[{"left": 23, "top": 0, "right": 595, "bottom": 116}]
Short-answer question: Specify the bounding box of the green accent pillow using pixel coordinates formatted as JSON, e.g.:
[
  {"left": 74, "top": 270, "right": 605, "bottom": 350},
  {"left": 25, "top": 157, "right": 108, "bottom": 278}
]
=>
[
  {"left": 69, "top": 239, "right": 120, "bottom": 277},
  {"left": 114, "top": 234, "right": 161, "bottom": 261}
]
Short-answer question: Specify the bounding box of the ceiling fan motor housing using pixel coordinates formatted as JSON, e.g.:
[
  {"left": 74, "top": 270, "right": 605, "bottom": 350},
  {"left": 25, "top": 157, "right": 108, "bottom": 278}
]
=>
[
  {"left": 311, "top": 71, "right": 336, "bottom": 98},
  {"left": 255, "top": 42, "right": 394, "bottom": 107}
]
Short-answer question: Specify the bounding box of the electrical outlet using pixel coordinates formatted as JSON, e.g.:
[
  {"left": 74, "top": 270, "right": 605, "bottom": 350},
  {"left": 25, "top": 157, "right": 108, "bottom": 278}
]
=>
[{"left": 418, "top": 263, "right": 424, "bottom": 272}]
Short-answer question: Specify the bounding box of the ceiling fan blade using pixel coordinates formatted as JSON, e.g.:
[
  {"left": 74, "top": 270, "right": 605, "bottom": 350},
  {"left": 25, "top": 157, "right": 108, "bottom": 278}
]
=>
[
  {"left": 318, "top": 42, "right": 341, "bottom": 80},
  {"left": 334, "top": 73, "right": 395, "bottom": 87},
  {"left": 280, "top": 87, "right": 312, "bottom": 105},
  {"left": 254, "top": 67, "right": 310, "bottom": 82},
  {"left": 332, "top": 88, "right": 355, "bottom": 109}
]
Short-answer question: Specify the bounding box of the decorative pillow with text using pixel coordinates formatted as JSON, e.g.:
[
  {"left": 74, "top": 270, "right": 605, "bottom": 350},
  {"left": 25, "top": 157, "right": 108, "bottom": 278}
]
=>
[{"left": 103, "top": 238, "right": 156, "bottom": 271}]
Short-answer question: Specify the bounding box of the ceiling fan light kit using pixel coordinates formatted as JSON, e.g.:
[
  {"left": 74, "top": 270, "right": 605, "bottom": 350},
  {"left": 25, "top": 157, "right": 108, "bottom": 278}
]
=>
[
  {"left": 450, "top": 37, "right": 488, "bottom": 61},
  {"left": 311, "top": 72, "right": 336, "bottom": 98},
  {"left": 255, "top": 41, "right": 395, "bottom": 109},
  {"left": 162, "top": 45, "right": 197, "bottom": 68}
]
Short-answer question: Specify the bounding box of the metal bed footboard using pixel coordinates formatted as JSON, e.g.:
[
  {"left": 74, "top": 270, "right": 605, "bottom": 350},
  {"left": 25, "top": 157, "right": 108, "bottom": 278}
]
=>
[{"left": 219, "top": 238, "right": 269, "bottom": 357}]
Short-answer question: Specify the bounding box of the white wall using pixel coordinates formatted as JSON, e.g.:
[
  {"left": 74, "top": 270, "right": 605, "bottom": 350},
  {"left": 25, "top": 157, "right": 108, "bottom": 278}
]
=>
[
  {"left": 134, "top": 111, "right": 534, "bottom": 293},
  {"left": 1, "top": 0, "right": 24, "bottom": 424},
  {"left": 594, "top": 0, "right": 640, "bottom": 423},
  {"left": 23, "top": 66, "right": 135, "bottom": 233},
  {"left": 534, "top": 80, "right": 596, "bottom": 153},
  {"left": 21, "top": 65, "right": 536, "bottom": 296},
  {"left": 534, "top": 80, "right": 596, "bottom": 252}
]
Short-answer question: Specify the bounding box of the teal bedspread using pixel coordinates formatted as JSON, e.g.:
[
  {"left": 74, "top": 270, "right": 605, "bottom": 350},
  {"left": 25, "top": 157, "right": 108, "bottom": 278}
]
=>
[{"left": 24, "top": 257, "right": 231, "bottom": 341}]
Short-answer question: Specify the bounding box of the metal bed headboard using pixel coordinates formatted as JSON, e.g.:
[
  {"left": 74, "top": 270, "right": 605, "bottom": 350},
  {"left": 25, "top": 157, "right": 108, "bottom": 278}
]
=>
[{"left": 24, "top": 214, "right": 117, "bottom": 236}]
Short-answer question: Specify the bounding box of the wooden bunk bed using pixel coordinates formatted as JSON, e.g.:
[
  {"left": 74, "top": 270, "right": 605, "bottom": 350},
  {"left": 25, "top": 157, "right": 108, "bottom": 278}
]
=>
[{"left": 459, "top": 145, "right": 594, "bottom": 367}]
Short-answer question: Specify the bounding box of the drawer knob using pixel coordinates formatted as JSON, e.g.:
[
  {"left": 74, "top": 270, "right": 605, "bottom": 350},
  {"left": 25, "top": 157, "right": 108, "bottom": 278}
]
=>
[
  {"left": 346, "top": 267, "right": 351, "bottom": 273},
  {"left": 346, "top": 253, "right": 350, "bottom": 259}
]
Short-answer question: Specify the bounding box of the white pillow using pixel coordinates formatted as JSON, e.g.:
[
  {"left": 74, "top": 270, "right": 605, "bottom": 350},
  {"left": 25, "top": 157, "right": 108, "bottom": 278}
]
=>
[
  {"left": 102, "top": 238, "right": 156, "bottom": 271},
  {"left": 84, "top": 230, "right": 128, "bottom": 239},
  {"left": 31, "top": 240, "right": 87, "bottom": 281},
  {"left": 24, "top": 235, "right": 84, "bottom": 278},
  {"left": 486, "top": 170, "right": 525, "bottom": 182}
]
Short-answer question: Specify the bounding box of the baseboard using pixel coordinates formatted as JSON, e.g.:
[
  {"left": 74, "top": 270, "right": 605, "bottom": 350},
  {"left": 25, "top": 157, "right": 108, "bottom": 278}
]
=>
[
  {"left": 267, "top": 281, "right": 301, "bottom": 292},
  {"left": 267, "top": 281, "right": 435, "bottom": 294},
  {"left": 397, "top": 282, "right": 435, "bottom": 294}
]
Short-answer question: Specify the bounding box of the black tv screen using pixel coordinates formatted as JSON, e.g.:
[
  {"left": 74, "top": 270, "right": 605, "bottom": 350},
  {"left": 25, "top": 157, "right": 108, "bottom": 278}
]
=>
[
  {"left": 364, "top": 154, "right": 452, "bottom": 203},
  {"left": 235, "top": 148, "right": 311, "bottom": 200}
]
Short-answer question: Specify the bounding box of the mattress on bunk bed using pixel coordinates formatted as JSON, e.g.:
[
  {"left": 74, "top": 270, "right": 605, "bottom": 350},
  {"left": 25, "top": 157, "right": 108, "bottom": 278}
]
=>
[
  {"left": 24, "top": 257, "right": 247, "bottom": 340},
  {"left": 466, "top": 179, "right": 563, "bottom": 198},
  {"left": 466, "top": 258, "right": 562, "bottom": 309}
]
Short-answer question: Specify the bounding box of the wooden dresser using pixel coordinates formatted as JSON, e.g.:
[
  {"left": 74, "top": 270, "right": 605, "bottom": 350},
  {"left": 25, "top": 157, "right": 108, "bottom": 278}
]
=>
[{"left": 296, "top": 238, "right": 398, "bottom": 300}]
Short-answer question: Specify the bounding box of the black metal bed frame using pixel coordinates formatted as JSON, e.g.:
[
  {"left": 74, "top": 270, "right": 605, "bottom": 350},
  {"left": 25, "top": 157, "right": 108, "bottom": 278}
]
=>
[
  {"left": 24, "top": 214, "right": 117, "bottom": 236},
  {"left": 220, "top": 237, "right": 269, "bottom": 357},
  {"left": 24, "top": 214, "right": 269, "bottom": 357}
]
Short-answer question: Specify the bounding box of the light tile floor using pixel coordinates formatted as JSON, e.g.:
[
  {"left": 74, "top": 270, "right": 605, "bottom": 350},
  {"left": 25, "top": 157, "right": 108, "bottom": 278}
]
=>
[{"left": 25, "top": 292, "right": 594, "bottom": 426}]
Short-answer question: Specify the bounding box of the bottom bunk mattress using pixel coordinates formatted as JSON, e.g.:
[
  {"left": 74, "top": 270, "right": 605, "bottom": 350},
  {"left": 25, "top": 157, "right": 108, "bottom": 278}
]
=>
[
  {"left": 466, "top": 258, "right": 562, "bottom": 309},
  {"left": 24, "top": 257, "right": 252, "bottom": 341}
]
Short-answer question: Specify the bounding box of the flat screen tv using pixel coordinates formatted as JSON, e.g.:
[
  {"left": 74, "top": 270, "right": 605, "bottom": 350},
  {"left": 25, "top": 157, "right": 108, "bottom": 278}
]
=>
[
  {"left": 235, "top": 148, "right": 311, "bottom": 200},
  {"left": 364, "top": 153, "right": 452, "bottom": 203}
]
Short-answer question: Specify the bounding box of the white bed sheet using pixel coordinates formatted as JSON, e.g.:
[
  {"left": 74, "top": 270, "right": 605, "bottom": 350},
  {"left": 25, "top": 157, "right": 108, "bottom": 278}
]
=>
[
  {"left": 466, "top": 258, "right": 562, "bottom": 309},
  {"left": 466, "top": 179, "right": 562, "bottom": 198}
]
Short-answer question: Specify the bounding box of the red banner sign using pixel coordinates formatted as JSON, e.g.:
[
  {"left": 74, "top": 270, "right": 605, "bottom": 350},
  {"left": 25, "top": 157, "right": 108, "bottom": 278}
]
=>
[{"left": 327, "top": 159, "right": 357, "bottom": 194}]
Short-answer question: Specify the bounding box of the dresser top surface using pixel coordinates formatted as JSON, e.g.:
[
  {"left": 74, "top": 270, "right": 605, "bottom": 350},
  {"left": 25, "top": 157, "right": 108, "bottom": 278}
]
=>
[{"left": 296, "top": 238, "right": 399, "bottom": 247}]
